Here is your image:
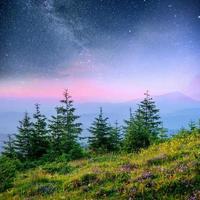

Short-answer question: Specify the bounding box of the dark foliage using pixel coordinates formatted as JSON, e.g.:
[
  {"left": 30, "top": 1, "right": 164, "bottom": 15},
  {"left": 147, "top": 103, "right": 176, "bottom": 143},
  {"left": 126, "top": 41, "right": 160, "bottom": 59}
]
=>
[
  {"left": 48, "top": 90, "right": 82, "bottom": 158},
  {"left": 88, "top": 108, "right": 121, "bottom": 152},
  {"left": 0, "top": 156, "right": 21, "bottom": 192},
  {"left": 123, "top": 91, "right": 162, "bottom": 152}
]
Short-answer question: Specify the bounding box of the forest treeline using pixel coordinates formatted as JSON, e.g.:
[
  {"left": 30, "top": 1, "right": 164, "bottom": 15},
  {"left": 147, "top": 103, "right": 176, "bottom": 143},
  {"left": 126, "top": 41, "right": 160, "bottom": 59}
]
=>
[
  {"left": 1, "top": 90, "right": 200, "bottom": 193},
  {"left": 2, "top": 90, "right": 200, "bottom": 161}
]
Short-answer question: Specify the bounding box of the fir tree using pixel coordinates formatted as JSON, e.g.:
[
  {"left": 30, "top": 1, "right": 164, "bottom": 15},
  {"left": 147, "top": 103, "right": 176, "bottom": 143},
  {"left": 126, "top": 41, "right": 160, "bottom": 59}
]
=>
[
  {"left": 138, "top": 90, "right": 162, "bottom": 141},
  {"left": 188, "top": 121, "right": 196, "bottom": 132},
  {"left": 88, "top": 107, "right": 112, "bottom": 152},
  {"left": 158, "top": 122, "right": 168, "bottom": 141},
  {"left": 14, "top": 112, "right": 33, "bottom": 159},
  {"left": 123, "top": 106, "right": 150, "bottom": 152},
  {"left": 49, "top": 90, "right": 82, "bottom": 156},
  {"left": 2, "top": 135, "right": 16, "bottom": 158},
  {"left": 48, "top": 107, "right": 64, "bottom": 154},
  {"left": 197, "top": 119, "right": 200, "bottom": 134},
  {"left": 123, "top": 108, "right": 134, "bottom": 134},
  {"left": 109, "top": 121, "right": 122, "bottom": 151},
  {"left": 31, "top": 104, "right": 49, "bottom": 158},
  {"left": 123, "top": 91, "right": 162, "bottom": 152}
]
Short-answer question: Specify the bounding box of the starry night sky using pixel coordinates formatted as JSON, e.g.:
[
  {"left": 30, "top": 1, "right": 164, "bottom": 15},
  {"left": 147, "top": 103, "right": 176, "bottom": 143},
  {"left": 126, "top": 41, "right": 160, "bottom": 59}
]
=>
[{"left": 0, "top": 0, "right": 200, "bottom": 101}]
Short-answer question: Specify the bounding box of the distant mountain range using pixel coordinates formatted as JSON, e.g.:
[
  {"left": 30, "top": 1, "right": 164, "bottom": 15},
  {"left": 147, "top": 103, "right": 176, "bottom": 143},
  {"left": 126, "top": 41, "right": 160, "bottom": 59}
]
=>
[{"left": 0, "top": 92, "right": 200, "bottom": 149}]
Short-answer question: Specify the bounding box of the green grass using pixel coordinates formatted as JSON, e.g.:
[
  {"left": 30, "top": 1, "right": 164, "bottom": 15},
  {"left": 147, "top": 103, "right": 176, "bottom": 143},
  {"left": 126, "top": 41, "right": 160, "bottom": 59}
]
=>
[{"left": 1, "top": 133, "right": 200, "bottom": 200}]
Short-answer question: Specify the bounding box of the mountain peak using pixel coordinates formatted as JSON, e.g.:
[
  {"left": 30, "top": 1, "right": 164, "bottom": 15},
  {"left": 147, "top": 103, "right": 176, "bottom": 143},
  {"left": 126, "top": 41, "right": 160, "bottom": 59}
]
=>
[{"left": 155, "top": 91, "right": 199, "bottom": 102}]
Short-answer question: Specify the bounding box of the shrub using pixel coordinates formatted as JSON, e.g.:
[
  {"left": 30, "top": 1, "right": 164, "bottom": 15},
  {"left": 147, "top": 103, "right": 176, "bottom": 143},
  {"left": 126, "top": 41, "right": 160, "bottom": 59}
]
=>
[
  {"left": 68, "top": 144, "right": 85, "bottom": 160},
  {"left": 80, "top": 173, "right": 98, "bottom": 185},
  {"left": 0, "top": 156, "right": 21, "bottom": 192}
]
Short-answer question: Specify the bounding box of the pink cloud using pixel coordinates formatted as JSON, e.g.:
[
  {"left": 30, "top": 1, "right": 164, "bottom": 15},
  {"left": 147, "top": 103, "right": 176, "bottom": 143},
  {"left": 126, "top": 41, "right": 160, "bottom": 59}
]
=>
[{"left": 0, "top": 78, "right": 142, "bottom": 102}]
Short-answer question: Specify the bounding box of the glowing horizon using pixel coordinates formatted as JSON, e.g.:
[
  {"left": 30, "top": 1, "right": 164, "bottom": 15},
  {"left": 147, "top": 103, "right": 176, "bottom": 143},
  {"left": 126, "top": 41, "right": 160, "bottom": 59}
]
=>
[
  {"left": 0, "top": 75, "right": 199, "bottom": 102},
  {"left": 1, "top": 1, "right": 200, "bottom": 102}
]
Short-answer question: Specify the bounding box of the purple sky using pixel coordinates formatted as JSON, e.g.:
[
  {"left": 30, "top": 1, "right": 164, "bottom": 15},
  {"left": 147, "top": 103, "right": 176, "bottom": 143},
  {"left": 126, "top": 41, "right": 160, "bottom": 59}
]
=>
[{"left": 0, "top": 0, "right": 200, "bottom": 102}]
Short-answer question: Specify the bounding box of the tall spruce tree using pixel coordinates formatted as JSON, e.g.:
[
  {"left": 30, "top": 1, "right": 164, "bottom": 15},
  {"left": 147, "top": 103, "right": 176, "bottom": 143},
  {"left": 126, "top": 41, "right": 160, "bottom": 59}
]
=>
[
  {"left": 31, "top": 104, "right": 49, "bottom": 158},
  {"left": 2, "top": 135, "right": 16, "bottom": 158},
  {"left": 139, "top": 91, "right": 162, "bottom": 141},
  {"left": 88, "top": 107, "right": 112, "bottom": 152},
  {"left": 123, "top": 108, "right": 134, "bottom": 134},
  {"left": 49, "top": 90, "right": 82, "bottom": 155},
  {"left": 14, "top": 112, "right": 33, "bottom": 159},
  {"left": 109, "top": 121, "right": 122, "bottom": 151},
  {"left": 48, "top": 107, "right": 64, "bottom": 154},
  {"left": 123, "top": 106, "right": 150, "bottom": 152},
  {"left": 123, "top": 91, "right": 162, "bottom": 152}
]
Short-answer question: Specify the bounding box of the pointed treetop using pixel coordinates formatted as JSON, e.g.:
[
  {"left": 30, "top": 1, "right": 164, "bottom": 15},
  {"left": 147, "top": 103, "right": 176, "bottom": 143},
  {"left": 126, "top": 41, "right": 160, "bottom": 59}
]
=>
[
  {"left": 34, "top": 103, "right": 40, "bottom": 114},
  {"left": 24, "top": 111, "right": 28, "bottom": 117},
  {"left": 129, "top": 108, "right": 133, "bottom": 119},
  {"left": 100, "top": 107, "right": 103, "bottom": 115},
  {"left": 61, "top": 89, "right": 73, "bottom": 105},
  {"left": 35, "top": 103, "right": 40, "bottom": 108},
  {"left": 22, "top": 112, "right": 31, "bottom": 123},
  {"left": 64, "top": 89, "right": 71, "bottom": 98},
  {"left": 144, "top": 90, "right": 150, "bottom": 98}
]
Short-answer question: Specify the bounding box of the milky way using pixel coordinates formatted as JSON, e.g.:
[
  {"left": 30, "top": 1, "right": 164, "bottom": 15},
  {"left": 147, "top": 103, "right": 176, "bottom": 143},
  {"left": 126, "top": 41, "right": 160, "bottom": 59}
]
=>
[{"left": 0, "top": 0, "right": 200, "bottom": 101}]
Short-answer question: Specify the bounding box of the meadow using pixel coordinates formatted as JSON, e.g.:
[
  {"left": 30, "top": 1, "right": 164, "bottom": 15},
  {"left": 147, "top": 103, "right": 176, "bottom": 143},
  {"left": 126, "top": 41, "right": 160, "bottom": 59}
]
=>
[{"left": 0, "top": 131, "right": 200, "bottom": 200}]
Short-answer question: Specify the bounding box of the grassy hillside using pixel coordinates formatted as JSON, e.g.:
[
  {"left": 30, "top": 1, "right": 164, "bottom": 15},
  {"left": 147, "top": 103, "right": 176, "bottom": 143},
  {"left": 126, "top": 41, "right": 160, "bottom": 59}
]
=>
[{"left": 1, "top": 133, "right": 200, "bottom": 200}]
